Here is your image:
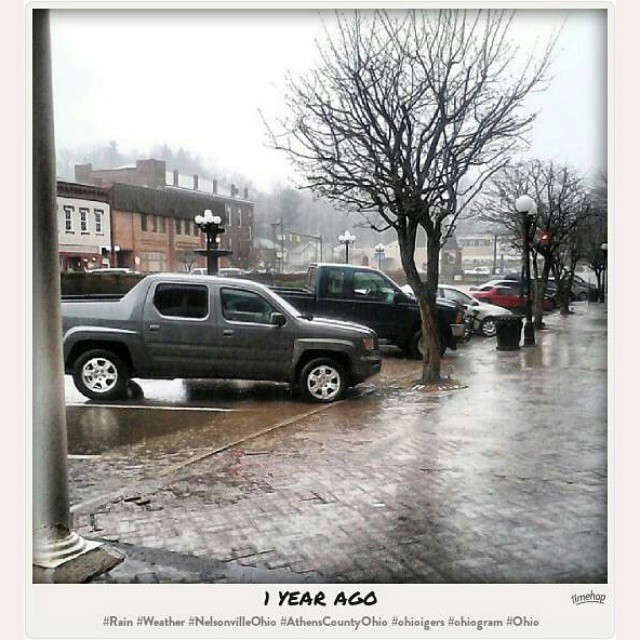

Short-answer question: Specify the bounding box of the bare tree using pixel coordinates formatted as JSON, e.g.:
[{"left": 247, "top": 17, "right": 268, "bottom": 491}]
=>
[
  {"left": 176, "top": 250, "right": 198, "bottom": 273},
  {"left": 480, "top": 160, "right": 593, "bottom": 322},
  {"left": 265, "top": 9, "right": 554, "bottom": 383},
  {"left": 582, "top": 175, "right": 608, "bottom": 301}
]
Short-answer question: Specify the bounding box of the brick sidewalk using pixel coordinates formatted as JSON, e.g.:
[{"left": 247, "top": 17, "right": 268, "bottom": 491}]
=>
[{"left": 75, "top": 305, "right": 607, "bottom": 584}]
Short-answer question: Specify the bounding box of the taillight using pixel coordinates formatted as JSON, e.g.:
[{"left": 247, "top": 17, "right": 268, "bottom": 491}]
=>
[{"left": 456, "top": 310, "right": 464, "bottom": 323}]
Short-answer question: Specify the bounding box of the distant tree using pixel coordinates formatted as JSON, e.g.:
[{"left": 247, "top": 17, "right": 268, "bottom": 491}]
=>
[
  {"left": 266, "top": 9, "right": 554, "bottom": 383},
  {"left": 175, "top": 250, "right": 198, "bottom": 273},
  {"left": 582, "top": 175, "right": 608, "bottom": 301},
  {"left": 480, "top": 160, "right": 593, "bottom": 322}
]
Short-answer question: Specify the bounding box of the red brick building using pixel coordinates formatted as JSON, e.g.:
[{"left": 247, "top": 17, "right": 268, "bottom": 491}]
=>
[{"left": 73, "top": 159, "right": 254, "bottom": 273}]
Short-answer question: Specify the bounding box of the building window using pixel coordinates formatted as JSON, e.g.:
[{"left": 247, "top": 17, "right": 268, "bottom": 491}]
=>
[
  {"left": 141, "top": 214, "right": 148, "bottom": 231},
  {"left": 64, "top": 206, "right": 74, "bottom": 232},
  {"left": 94, "top": 209, "right": 103, "bottom": 234},
  {"left": 237, "top": 207, "right": 242, "bottom": 227},
  {"left": 160, "top": 217, "right": 166, "bottom": 233},
  {"left": 175, "top": 219, "right": 182, "bottom": 235},
  {"left": 184, "top": 221, "right": 190, "bottom": 235},
  {"left": 152, "top": 215, "right": 158, "bottom": 232},
  {"left": 80, "top": 208, "right": 89, "bottom": 233}
]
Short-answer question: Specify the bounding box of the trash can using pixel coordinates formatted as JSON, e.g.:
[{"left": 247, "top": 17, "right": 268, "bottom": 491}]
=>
[{"left": 495, "top": 315, "right": 523, "bottom": 351}]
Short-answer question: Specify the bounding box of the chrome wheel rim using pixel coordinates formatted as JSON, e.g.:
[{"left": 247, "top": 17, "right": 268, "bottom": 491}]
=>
[
  {"left": 482, "top": 319, "right": 496, "bottom": 336},
  {"left": 81, "top": 357, "right": 118, "bottom": 393},
  {"left": 307, "top": 365, "right": 341, "bottom": 401}
]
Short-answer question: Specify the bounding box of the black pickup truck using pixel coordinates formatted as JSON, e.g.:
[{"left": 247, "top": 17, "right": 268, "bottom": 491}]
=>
[
  {"left": 62, "top": 273, "right": 381, "bottom": 403},
  {"left": 272, "top": 264, "right": 465, "bottom": 358}
]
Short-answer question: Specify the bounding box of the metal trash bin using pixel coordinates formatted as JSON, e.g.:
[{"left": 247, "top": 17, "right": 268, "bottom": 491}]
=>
[{"left": 495, "top": 315, "right": 523, "bottom": 351}]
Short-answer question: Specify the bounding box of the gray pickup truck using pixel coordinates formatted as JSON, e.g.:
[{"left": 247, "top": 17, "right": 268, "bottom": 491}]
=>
[{"left": 62, "top": 273, "right": 381, "bottom": 403}]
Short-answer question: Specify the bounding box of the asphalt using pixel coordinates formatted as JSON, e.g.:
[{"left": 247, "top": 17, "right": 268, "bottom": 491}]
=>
[{"left": 69, "top": 302, "right": 608, "bottom": 584}]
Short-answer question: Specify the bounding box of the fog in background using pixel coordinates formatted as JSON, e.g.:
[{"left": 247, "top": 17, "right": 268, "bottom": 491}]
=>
[{"left": 50, "top": 9, "right": 607, "bottom": 244}]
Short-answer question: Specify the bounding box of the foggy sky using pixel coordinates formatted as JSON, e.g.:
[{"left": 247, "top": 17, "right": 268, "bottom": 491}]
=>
[{"left": 50, "top": 8, "right": 607, "bottom": 192}]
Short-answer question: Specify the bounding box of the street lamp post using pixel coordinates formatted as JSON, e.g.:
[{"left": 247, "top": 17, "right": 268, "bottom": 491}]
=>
[
  {"left": 338, "top": 230, "right": 356, "bottom": 264},
  {"left": 600, "top": 241, "right": 608, "bottom": 303},
  {"left": 374, "top": 243, "right": 385, "bottom": 270},
  {"left": 515, "top": 195, "right": 538, "bottom": 347},
  {"left": 194, "top": 209, "right": 232, "bottom": 275}
]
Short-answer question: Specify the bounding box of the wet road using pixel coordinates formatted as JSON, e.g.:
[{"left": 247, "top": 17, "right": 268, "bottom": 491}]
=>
[
  {"left": 65, "top": 348, "right": 422, "bottom": 508},
  {"left": 66, "top": 303, "right": 607, "bottom": 583}
]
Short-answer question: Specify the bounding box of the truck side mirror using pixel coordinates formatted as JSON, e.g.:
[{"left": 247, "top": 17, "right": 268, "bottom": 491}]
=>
[
  {"left": 393, "top": 291, "right": 407, "bottom": 304},
  {"left": 270, "top": 312, "right": 286, "bottom": 326}
]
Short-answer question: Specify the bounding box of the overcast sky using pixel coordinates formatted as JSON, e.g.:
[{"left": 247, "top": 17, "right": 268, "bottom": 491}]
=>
[{"left": 50, "top": 8, "right": 607, "bottom": 192}]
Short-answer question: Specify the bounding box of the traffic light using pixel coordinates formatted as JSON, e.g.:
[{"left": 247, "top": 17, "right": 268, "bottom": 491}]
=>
[{"left": 539, "top": 231, "right": 551, "bottom": 246}]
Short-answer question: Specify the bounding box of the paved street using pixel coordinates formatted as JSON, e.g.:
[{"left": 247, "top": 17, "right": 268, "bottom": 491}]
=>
[{"left": 67, "top": 303, "right": 607, "bottom": 584}]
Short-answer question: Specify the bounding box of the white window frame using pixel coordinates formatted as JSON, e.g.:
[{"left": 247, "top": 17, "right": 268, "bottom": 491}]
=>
[
  {"left": 79, "top": 207, "right": 89, "bottom": 233},
  {"left": 94, "top": 209, "right": 103, "bottom": 234},
  {"left": 64, "top": 205, "right": 74, "bottom": 233}
]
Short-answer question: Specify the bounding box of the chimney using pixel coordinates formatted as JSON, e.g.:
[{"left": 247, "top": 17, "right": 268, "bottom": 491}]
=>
[
  {"left": 243, "top": 187, "right": 249, "bottom": 199},
  {"left": 212, "top": 179, "right": 217, "bottom": 194},
  {"left": 75, "top": 163, "right": 93, "bottom": 184},
  {"left": 173, "top": 170, "right": 179, "bottom": 186},
  {"left": 231, "top": 183, "right": 238, "bottom": 197},
  {"left": 193, "top": 174, "right": 199, "bottom": 190}
]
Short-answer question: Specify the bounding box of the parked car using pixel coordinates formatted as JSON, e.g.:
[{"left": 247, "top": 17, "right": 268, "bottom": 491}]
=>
[
  {"left": 464, "top": 266, "right": 491, "bottom": 276},
  {"left": 271, "top": 264, "right": 466, "bottom": 359},
  {"left": 571, "top": 275, "right": 598, "bottom": 301},
  {"left": 88, "top": 267, "right": 137, "bottom": 275},
  {"left": 468, "top": 278, "right": 520, "bottom": 292},
  {"left": 470, "top": 285, "right": 554, "bottom": 312},
  {"left": 436, "top": 285, "right": 513, "bottom": 337},
  {"left": 190, "top": 267, "right": 249, "bottom": 277},
  {"left": 62, "top": 274, "right": 381, "bottom": 404}
]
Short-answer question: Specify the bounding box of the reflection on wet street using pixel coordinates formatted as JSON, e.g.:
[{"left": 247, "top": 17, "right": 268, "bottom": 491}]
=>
[{"left": 68, "top": 305, "right": 607, "bottom": 583}]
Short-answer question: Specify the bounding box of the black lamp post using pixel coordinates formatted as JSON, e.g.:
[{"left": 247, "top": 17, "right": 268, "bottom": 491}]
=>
[
  {"left": 516, "top": 195, "right": 537, "bottom": 346},
  {"left": 600, "top": 241, "right": 608, "bottom": 303},
  {"left": 339, "top": 230, "right": 356, "bottom": 264},
  {"left": 194, "top": 209, "right": 232, "bottom": 275}
]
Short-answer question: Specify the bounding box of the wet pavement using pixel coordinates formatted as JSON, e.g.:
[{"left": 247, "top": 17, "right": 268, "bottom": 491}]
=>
[{"left": 66, "top": 303, "right": 607, "bottom": 584}]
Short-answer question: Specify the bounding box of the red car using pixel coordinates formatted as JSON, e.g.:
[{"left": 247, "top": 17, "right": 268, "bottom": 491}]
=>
[{"left": 470, "top": 285, "right": 554, "bottom": 312}]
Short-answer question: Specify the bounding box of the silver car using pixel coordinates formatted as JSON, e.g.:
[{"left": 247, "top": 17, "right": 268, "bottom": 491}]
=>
[{"left": 437, "top": 284, "right": 512, "bottom": 337}]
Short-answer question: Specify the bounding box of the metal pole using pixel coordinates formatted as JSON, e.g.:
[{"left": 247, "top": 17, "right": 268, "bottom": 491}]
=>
[
  {"left": 522, "top": 215, "right": 535, "bottom": 346},
  {"left": 345, "top": 242, "right": 349, "bottom": 264},
  {"left": 32, "top": 9, "right": 123, "bottom": 580},
  {"left": 493, "top": 234, "right": 497, "bottom": 274},
  {"left": 206, "top": 227, "right": 214, "bottom": 275}
]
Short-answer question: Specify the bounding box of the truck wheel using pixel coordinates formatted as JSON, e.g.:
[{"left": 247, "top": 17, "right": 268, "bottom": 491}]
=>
[
  {"left": 407, "top": 331, "right": 446, "bottom": 359},
  {"left": 299, "top": 358, "right": 346, "bottom": 403},
  {"left": 479, "top": 317, "right": 497, "bottom": 337},
  {"left": 72, "top": 349, "right": 129, "bottom": 401}
]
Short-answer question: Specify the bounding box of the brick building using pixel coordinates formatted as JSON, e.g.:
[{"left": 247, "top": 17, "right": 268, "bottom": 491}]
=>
[{"left": 72, "top": 159, "right": 254, "bottom": 273}]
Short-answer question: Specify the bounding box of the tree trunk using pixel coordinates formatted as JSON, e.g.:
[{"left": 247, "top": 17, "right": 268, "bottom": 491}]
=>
[
  {"left": 534, "top": 258, "right": 552, "bottom": 329},
  {"left": 397, "top": 222, "right": 442, "bottom": 385}
]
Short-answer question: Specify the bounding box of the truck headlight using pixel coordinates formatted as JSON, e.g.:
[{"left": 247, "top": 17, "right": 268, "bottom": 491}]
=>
[{"left": 363, "top": 337, "right": 377, "bottom": 351}]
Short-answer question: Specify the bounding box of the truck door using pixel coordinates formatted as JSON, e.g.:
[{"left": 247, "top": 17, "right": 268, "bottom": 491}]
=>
[
  {"left": 215, "top": 285, "right": 294, "bottom": 381},
  {"left": 142, "top": 281, "right": 219, "bottom": 377},
  {"left": 347, "top": 269, "right": 415, "bottom": 342}
]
